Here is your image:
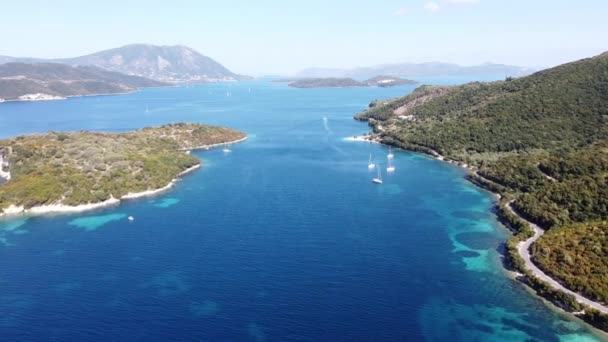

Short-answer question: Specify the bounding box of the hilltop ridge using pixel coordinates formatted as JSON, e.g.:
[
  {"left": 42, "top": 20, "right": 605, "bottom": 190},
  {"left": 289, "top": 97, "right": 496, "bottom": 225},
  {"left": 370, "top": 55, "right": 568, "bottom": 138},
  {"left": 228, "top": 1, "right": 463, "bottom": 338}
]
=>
[{"left": 0, "top": 44, "right": 251, "bottom": 83}]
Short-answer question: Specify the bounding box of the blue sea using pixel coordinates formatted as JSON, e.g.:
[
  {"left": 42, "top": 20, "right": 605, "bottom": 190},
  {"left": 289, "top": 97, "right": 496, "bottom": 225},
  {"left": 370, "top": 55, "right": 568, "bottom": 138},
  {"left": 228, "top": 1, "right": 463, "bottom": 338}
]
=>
[{"left": 0, "top": 80, "right": 604, "bottom": 341}]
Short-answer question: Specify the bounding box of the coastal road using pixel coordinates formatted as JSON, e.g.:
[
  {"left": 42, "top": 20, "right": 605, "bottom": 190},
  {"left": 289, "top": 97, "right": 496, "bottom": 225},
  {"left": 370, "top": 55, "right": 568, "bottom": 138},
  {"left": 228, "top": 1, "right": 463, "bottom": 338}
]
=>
[
  {"left": 365, "top": 143, "right": 608, "bottom": 313},
  {"left": 507, "top": 201, "right": 608, "bottom": 314}
]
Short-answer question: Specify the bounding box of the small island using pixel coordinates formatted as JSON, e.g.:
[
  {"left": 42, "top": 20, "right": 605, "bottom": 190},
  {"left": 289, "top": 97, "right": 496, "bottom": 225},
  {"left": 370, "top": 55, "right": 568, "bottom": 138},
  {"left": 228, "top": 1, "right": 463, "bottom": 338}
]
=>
[
  {"left": 0, "top": 123, "right": 246, "bottom": 216},
  {"left": 280, "top": 76, "right": 419, "bottom": 88}
]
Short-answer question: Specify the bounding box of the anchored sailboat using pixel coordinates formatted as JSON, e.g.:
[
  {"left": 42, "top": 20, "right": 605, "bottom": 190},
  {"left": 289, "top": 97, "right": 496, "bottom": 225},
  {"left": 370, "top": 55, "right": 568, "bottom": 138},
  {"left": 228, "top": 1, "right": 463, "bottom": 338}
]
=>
[
  {"left": 387, "top": 147, "right": 394, "bottom": 159},
  {"left": 372, "top": 166, "right": 383, "bottom": 184},
  {"left": 387, "top": 158, "right": 395, "bottom": 173},
  {"left": 368, "top": 153, "right": 376, "bottom": 169}
]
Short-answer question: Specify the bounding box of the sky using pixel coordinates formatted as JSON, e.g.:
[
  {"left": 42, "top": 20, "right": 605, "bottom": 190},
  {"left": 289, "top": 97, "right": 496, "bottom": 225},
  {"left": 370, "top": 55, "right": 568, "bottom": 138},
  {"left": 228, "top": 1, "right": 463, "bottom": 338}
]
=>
[{"left": 1, "top": 0, "right": 607, "bottom": 75}]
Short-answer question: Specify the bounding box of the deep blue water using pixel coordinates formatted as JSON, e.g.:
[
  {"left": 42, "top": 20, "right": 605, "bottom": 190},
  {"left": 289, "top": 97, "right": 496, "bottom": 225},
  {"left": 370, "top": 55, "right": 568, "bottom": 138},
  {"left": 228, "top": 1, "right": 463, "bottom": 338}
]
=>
[{"left": 0, "top": 81, "right": 604, "bottom": 341}]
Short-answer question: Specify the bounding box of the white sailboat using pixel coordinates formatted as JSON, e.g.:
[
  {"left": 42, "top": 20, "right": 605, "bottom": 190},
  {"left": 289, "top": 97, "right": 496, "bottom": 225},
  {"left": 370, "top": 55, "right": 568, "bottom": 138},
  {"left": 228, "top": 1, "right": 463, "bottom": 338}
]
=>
[
  {"left": 223, "top": 146, "right": 232, "bottom": 153},
  {"left": 372, "top": 165, "right": 383, "bottom": 184},
  {"left": 387, "top": 158, "right": 395, "bottom": 173},
  {"left": 387, "top": 147, "right": 394, "bottom": 159},
  {"left": 368, "top": 154, "right": 376, "bottom": 169}
]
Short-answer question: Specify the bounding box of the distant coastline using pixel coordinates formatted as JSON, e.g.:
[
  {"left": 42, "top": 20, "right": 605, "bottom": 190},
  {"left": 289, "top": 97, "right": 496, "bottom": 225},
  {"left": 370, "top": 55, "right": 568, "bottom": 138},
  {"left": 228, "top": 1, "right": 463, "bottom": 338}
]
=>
[
  {"left": 280, "top": 76, "right": 419, "bottom": 89},
  {"left": 0, "top": 84, "right": 183, "bottom": 104}
]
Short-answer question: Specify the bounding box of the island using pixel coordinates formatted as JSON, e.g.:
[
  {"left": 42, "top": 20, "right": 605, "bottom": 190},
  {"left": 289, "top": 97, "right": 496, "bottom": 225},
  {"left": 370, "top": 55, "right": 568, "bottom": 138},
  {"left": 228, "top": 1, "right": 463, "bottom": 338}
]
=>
[
  {"left": 353, "top": 52, "right": 608, "bottom": 332},
  {"left": 0, "top": 123, "right": 246, "bottom": 216},
  {"left": 279, "top": 76, "right": 419, "bottom": 88}
]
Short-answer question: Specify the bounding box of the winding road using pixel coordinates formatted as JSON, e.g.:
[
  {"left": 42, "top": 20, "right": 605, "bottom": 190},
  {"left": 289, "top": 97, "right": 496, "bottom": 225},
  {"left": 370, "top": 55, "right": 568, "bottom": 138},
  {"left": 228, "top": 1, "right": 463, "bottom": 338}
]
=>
[
  {"left": 374, "top": 144, "right": 608, "bottom": 313},
  {"left": 507, "top": 202, "right": 608, "bottom": 313}
]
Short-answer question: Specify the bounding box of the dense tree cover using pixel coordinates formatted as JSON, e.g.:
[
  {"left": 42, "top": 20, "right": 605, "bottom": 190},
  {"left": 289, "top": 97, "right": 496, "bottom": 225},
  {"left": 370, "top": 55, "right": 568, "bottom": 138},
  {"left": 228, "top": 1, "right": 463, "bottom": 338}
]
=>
[
  {"left": 478, "top": 154, "right": 550, "bottom": 193},
  {"left": 532, "top": 221, "right": 608, "bottom": 304},
  {"left": 354, "top": 52, "right": 608, "bottom": 329},
  {"left": 0, "top": 123, "right": 245, "bottom": 210},
  {"left": 512, "top": 142, "right": 608, "bottom": 228},
  {"left": 357, "top": 53, "right": 608, "bottom": 162},
  {"left": 579, "top": 309, "right": 608, "bottom": 331}
]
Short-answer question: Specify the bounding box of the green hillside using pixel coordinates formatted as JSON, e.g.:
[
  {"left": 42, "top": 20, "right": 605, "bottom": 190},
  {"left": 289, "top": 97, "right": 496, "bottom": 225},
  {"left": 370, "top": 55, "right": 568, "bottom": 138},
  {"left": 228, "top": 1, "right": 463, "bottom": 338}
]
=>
[
  {"left": 354, "top": 52, "right": 608, "bottom": 322},
  {"left": 0, "top": 123, "right": 245, "bottom": 211}
]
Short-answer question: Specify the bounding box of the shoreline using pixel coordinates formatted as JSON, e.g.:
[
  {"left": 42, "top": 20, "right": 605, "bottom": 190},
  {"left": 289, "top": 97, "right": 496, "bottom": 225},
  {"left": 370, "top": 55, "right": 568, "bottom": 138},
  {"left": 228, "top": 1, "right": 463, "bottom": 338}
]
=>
[
  {"left": 345, "top": 134, "right": 475, "bottom": 171},
  {"left": 0, "top": 134, "right": 248, "bottom": 219},
  {"left": 1, "top": 90, "right": 137, "bottom": 104},
  {"left": 0, "top": 78, "right": 251, "bottom": 105},
  {"left": 346, "top": 134, "right": 608, "bottom": 320},
  {"left": 0, "top": 164, "right": 201, "bottom": 219},
  {"left": 180, "top": 135, "right": 248, "bottom": 151},
  {"left": 0, "top": 135, "right": 241, "bottom": 220},
  {"left": 120, "top": 164, "right": 201, "bottom": 200}
]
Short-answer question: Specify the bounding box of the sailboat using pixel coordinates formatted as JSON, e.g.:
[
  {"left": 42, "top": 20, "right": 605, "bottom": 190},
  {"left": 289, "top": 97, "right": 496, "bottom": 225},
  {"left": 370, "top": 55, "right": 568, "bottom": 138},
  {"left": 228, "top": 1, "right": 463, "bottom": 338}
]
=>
[
  {"left": 368, "top": 154, "right": 376, "bottom": 169},
  {"left": 387, "top": 147, "right": 394, "bottom": 159},
  {"left": 387, "top": 158, "right": 395, "bottom": 173},
  {"left": 223, "top": 146, "right": 232, "bottom": 153},
  {"left": 372, "top": 166, "right": 383, "bottom": 184}
]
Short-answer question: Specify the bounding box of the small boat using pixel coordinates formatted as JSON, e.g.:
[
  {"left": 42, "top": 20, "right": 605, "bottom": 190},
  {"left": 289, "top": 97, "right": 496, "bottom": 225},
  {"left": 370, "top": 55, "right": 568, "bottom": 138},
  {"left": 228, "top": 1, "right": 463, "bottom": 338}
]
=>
[
  {"left": 128, "top": 216, "right": 135, "bottom": 221},
  {"left": 387, "top": 158, "right": 395, "bottom": 173},
  {"left": 223, "top": 148, "right": 232, "bottom": 153},
  {"left": 368, "top": 154, "right": 375, "bottom": 169},
  {"left": 372, "top": 166, "right": 383, "bottom": 184},
  {"left": 387, "top": 147, "right": 394, "bottom": 159}
]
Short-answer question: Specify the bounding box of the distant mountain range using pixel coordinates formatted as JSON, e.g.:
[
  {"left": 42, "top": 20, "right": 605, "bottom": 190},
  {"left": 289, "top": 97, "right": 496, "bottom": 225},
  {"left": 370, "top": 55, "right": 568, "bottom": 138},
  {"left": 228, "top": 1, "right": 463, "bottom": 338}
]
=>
[
  {"left": 0, "top": 44, "right": 250, "bottom": 83},
  {"left": 295, "top": 62, "right": 535, "bottom": 79},
  {"left": 0, "top": 62, "right": 166, "bottom": 101}
]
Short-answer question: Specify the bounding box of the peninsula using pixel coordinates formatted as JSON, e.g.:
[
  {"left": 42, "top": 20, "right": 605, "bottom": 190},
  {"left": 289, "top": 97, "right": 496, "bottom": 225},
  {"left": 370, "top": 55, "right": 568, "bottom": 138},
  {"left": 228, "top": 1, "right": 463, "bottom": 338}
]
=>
[
  {"left": 0, "top": 62, "right": 166, "bottom": 101},
  {"left": 0, "top": 123, "right": 246, "bottom": 216},
  {"left": 353, "top": 52, "right": 608, "bottom": 331}
]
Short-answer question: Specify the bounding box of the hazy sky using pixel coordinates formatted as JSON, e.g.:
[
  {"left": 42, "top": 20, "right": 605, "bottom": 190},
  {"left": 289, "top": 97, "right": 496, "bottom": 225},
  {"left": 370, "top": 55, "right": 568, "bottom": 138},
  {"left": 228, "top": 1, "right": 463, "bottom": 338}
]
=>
[{"left": 1, "top": 0, "right": 607, "bottom": 75}]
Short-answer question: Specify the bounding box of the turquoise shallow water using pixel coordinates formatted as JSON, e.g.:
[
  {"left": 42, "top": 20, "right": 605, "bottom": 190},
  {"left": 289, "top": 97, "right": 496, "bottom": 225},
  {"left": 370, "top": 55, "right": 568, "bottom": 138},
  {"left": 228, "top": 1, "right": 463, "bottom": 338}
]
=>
[{"left": 0, "top": 80, "right": 604, "bottom": 341}]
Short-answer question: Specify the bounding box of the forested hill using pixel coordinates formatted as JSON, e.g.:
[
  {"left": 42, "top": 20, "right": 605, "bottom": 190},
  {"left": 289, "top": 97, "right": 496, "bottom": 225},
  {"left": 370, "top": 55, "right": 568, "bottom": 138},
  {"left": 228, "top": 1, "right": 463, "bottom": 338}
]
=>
[
  {"left": 354, "top": 52, "right": 608, "bottom": 308},
  {"left": 356, "top": 52, "right": 608, "bottom": 161}
]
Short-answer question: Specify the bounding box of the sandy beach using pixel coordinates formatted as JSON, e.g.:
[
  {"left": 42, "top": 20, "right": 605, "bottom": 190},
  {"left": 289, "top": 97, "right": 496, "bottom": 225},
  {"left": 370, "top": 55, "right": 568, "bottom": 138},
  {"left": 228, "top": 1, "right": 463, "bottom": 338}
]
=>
[
  {"left": 181, "top": 136, "right": 248, "bottom": 152},
  {"left": 121, "top": 164, "right": 201, "bottom": 200}
]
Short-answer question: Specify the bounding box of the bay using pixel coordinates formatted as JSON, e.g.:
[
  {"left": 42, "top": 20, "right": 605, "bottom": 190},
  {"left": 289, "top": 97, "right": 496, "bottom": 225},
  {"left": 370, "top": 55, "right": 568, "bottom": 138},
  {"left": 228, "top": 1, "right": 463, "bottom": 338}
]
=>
[{"left": 0, "top": 80, "right": 602, "bottom": 341}]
